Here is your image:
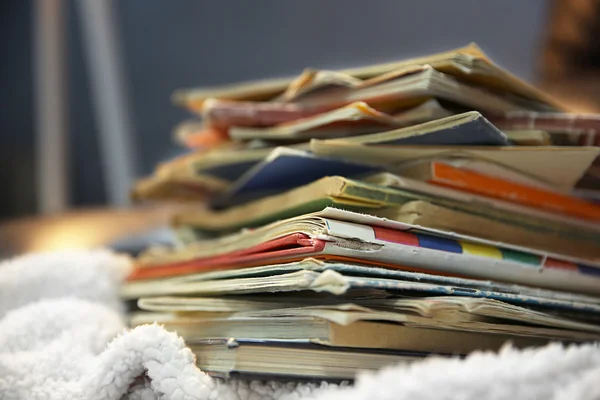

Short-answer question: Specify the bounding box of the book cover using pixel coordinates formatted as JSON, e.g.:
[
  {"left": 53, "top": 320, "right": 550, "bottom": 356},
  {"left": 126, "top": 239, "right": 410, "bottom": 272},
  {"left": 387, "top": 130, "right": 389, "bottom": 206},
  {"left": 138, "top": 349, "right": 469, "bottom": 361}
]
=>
[
  {"left": 345, "top": 112, "right": 510, "bottom": 146},
  {"left": 212, "top": 147, "right": 380, "bottom": 208},
  {"left": 310, "top": 140, "right": 600, "bottom": 189},
  {"left": 123, "top": 262, "right": 600, "bottom": 314},
  {"left": 425, "top": 162, "right": 600, "bottom": 220},
  {"left": 174, "top": 175, "right": 600, "bottom": 259},
  {"left": 488, "top": 111, "right": 600, "bottom": 146},
  {"left": 128, "top": 216, "right": 600, "bottom": 296}
]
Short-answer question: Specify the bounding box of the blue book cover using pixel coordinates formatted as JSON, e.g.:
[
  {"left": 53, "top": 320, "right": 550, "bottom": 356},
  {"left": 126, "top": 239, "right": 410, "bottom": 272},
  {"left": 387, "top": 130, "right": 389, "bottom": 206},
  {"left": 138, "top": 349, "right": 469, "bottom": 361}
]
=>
[
  {"left": 210, "top": 147, "right": 381, "bottom": 208},
  {"left": 362, "top": 112, "right": 511, "bottom": 146}
]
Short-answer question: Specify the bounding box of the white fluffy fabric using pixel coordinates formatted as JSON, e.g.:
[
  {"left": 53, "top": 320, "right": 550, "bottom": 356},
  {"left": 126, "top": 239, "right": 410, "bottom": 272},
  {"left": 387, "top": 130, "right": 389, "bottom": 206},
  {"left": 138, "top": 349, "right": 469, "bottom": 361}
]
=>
[{"left": 1, "top": 250, "right": 599, "bottom": 400}]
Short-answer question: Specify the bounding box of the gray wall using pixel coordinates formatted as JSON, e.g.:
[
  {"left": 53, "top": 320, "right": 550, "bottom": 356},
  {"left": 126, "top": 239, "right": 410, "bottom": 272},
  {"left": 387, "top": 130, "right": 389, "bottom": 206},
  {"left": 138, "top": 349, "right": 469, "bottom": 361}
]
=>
[
  {"left": 0, "top": 0, "right": 549, "bottom": 217},
  {"left": 114, "top": 0, "right": 549, "bottom": 173}
]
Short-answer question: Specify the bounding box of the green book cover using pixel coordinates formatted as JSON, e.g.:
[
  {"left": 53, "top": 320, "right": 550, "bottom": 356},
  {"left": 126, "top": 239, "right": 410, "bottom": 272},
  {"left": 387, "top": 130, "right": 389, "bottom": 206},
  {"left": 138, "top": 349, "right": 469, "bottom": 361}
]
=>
[
  {"left": 339, "top": 179, "right": 600, "bottom": 242},
  {"left": 193, "top": 197, "right": 379, "bottom": 236},
  {"left": 185, "top": 176, "right": 599, "bottom": 248}
]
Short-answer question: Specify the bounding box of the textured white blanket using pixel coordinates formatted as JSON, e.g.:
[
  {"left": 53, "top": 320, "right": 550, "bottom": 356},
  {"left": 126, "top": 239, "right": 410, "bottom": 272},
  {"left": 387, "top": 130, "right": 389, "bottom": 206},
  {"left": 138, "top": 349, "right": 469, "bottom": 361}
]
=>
[{"left": 1, "top": 250, "right": 599, "bottom": 400}]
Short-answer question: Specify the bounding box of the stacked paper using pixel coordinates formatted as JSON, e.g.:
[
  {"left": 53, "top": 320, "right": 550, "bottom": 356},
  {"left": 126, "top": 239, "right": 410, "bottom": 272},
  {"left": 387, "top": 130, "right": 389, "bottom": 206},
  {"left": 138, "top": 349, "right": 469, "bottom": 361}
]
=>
[{"left": 124, "top": 43, "right": 600, "bottom": 381}]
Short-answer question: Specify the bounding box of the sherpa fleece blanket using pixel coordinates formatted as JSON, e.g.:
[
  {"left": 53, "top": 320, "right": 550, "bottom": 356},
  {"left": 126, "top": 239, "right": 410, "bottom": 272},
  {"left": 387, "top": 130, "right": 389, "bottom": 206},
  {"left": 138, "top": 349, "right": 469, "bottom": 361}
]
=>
[{"left": 1, "top": 250, "right": 600, "bottom": 400}]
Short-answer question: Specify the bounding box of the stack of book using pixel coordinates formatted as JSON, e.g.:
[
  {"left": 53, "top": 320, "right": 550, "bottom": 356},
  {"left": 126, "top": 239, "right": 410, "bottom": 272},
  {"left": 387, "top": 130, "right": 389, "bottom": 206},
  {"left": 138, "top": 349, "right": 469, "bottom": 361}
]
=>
[{"left": 124, "top": 43, "right": 600, "bottom": 381}]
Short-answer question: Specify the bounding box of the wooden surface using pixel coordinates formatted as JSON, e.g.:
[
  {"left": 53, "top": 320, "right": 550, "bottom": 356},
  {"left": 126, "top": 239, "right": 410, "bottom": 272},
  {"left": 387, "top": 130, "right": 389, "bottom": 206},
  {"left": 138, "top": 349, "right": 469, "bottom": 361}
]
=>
[{"left": 0, "top": 203, "right": 195, "bottom": 257}]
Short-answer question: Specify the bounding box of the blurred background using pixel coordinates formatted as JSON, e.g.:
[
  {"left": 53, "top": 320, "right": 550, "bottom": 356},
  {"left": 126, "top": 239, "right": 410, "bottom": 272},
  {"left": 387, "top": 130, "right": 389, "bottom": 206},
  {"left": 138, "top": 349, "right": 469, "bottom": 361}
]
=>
[{"left": 0, "top": 0, "right": 598, "bottom": 254}]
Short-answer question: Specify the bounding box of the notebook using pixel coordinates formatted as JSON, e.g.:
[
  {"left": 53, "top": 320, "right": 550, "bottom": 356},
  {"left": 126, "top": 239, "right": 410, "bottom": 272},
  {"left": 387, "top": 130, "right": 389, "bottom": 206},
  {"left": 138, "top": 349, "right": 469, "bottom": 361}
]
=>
[
  {"left": 202, "top": 98, "right": 327, "bottom": 129},
  {"left": 229, "top": 110, "right": 510, "bottom": 146},
  {"left": 212, "top": 147, "right": 380, "bottom": 208},
  {"left": 122, "top": 259, "right": 600, "bottom": 314},
  {"left": 310, "top": 140, "right": 600, "bottom": 190},
  {"left": 173, "top": 176, "right": 600, "bottom": 258},
  {"left": 142, "top": 208, "right": 600, "bottom": 268},
  {"left": 136, "top": 293, "right": 600, "bottom": 321},
  {"left": 188, "top": 340, "right": 423, "bottom": 380},
  {"left": 394, "top": 159, "right": 600, "bottom": 220},
  {"left": 173, "top": 43, "right": 562, "bottom": 112},
  {"left": 129, "top": 312, "right": 559, "bottom": 354},
  {"left": 131, "top": 143, "right": 313, "bottom": 201},
  {"left": 203, "top": 98, "right": 453, "bottom": 131},
  {"left": 283, "top": 67, "right": 534, "bottom": 114},
  {"left": 131, "top": 210, "right": 600, "bottom": 294}
]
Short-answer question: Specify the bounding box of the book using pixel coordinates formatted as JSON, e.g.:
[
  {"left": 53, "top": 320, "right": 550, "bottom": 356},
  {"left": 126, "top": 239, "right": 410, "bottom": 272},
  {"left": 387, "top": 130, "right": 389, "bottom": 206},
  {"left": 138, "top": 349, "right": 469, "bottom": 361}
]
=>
[
  {"left": 129, "top": 212, "right": 600, "bottom": 294},
  {"left": 212, "top": 152, "right": 597, "bottom": 231},
  {"left": 175, "top": 176, "right": 382, "bottom": 231},
  {"left": 172, "top": 176, "right": 600, "bottom": 258},
  {"left": 141, "top": 207, "right": 600, "bottom": 268},
  {"left": 394, "top": 157, "right": 555, "bottom": 189},
  {"left": 126, "top": 41, "right": 600, "bottom": 376},
  {"left": 285, "top": 66, "right": 534, "bottom": 114},
  {"left": 173, "top": 120, "right": 229, "bottom": 149},
  {"left": 364, "top": 173, "right": 599, "bottom": 233},
  {"left": 234, "top": 303, "right": 600, "bottom": 340},
  {"left": 137, "top": 295, "right": 350, "bottom": 313},
  {"left": 278, "top": 68, "right": 364, "bottom": 101},
  {"left": 229, "top": 110, "right": 510, "bottom": 147},
  {"left": 130, "top": 150, "right": 232, "bottom": 201},
  {"left": 394, "top": 159, "right": 600, "bottom": 220},
  {"left": 310, "top": 140, "right": 600, "bottom": 190},
  {"left": 212, "top": 147, "right": 380, "bottom": 208},
  {"left": 372, "top": 201, "right": 600, "bottom": 259},
  {"left": 123, "top": 265, "right": 600, "bottom": 309},
  {"left": 280, "top": 43, "right": 560, "bottom": 110},
  {"left": 188, "top": 340, "right": 423, "bottom": 380},
  {"left": 203, "top": 97, "right": 455, "bottom": 133},
  {"left": 172, "top": 43, "right": 562, "bottom": 113},
  {"left": 129, "top": 313, "right": 557, "bottom": 354},
  {"left": 228, "top": 100, "right": 458, "bottom": 141},
  {"left": 122, "top": 259, "right": 600, "bottom": 313},
  {"left": 488, "top": 111, "right": 600, "bottom": 146},
  {"left": 134, "top": 293, "right": 600, "bottom": 340},
  {"left": 132, "top": 227, "right": 600, "bottom": 288},
  {"left": 131, "top": 143, "right": 313, "bottom": 201},
  {"left": 136, "top": 290, "right": 600, "bottom": 318},
  {"left": 277, "top": 64, "right": 534, "bottom": 113},
  {"left": 202, "top": 98, "right": 328, "bottom": 129}
]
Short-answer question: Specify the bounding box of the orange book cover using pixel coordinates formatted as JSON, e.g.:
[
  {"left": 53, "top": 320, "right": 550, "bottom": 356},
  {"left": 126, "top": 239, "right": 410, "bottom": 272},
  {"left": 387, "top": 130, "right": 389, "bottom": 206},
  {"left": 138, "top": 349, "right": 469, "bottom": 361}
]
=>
[
  {"left": 429, "top": 162, "right": 600, "bottom": 221},
  {"left": 182, "top": 127, "right": 230, "bottom": 149}
]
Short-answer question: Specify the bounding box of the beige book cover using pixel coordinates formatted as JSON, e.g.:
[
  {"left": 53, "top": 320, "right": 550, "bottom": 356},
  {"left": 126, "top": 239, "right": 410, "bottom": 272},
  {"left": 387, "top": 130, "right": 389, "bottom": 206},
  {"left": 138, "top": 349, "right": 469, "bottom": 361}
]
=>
[
  {"left": 173, "top": 43, "right": 564, "bottom": 112},
  {"left": 310, "top": 140, "right": 600, "bottom": 190}
]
